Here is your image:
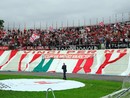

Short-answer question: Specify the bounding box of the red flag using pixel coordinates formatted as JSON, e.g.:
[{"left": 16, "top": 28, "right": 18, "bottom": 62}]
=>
[
  {"left": 49, "top": 26, "right": 54, "bottom": 32},
  {"left": 99, "top": 22, "right": 104, "bottom": 27},
  {"left": 24, "top": 23, "right": 26, "bottom": 33},
  {"left": 85, "top": 27, "right": 90, "bottom": 32}
]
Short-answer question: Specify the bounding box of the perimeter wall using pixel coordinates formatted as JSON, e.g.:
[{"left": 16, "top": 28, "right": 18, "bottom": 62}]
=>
[{"left": 0, "top": 49, "right": 130, "bottom": 76}]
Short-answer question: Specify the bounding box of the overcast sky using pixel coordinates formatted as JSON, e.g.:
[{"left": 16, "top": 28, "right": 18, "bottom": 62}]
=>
[{"left": 0, "top": 0, "right": 130, "bottom": 29}]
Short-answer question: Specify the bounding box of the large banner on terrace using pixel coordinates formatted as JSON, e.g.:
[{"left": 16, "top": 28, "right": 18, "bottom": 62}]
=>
[{"left": 0, "top": 49, "right": 130, "bottom": 76}]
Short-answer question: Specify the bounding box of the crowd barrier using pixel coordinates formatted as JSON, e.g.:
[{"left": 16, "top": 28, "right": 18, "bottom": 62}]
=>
[
  {"left": 0, "top": 49, "right": 130, "bottom": 76},
  {"left": 1, "top": 42, "right": 130, "bottom": 50}
]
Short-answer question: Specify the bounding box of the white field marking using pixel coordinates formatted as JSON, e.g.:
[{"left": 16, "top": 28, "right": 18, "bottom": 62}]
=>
[{"left": 0, "top": 79, "right": 85, "bottom": 91}]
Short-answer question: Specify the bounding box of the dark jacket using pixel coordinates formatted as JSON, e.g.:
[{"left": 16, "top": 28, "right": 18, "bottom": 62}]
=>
[{"left": 62, "top": 64, "right": 67, "bottom": 72}]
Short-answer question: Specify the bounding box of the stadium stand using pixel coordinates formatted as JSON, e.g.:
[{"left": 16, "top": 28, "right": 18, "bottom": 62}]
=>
[{"left": 0, "top": 21, "right": 130, "bottom": 50}]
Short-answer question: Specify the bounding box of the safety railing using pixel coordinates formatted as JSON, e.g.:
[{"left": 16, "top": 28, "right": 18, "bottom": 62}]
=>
[
  {"left": 116, "top": 87, "right": 130, "bottom": 98},
  {"left": 46, "top": 88, "right": 56, "bottom": 98}
]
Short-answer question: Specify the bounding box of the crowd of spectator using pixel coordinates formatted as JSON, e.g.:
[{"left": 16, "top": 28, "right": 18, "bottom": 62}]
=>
[{"left": 0, "top": 21, "right": 130, "bottom": 50}]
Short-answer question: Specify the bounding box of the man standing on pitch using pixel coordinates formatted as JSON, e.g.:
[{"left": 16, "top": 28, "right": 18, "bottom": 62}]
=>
[{"left": 62, "top": 63, "right": 67, "bottom": 80}]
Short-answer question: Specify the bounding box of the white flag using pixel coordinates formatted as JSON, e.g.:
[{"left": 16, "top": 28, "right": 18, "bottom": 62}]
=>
[{"left": 29, "top": 33, "right": 40, "bottom": 43}]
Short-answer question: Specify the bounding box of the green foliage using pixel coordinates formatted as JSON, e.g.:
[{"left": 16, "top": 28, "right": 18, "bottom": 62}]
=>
[
  {"left": 0, "top": 19, "right": 4, "bottom": 29},
  {"left": 0, "top": 74, "right": 122, "bottom": 98}
]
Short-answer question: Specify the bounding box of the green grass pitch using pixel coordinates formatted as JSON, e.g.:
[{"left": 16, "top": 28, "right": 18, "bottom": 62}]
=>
[{"left": 0, "top": 74, "right": 122, "bottom": 98}]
